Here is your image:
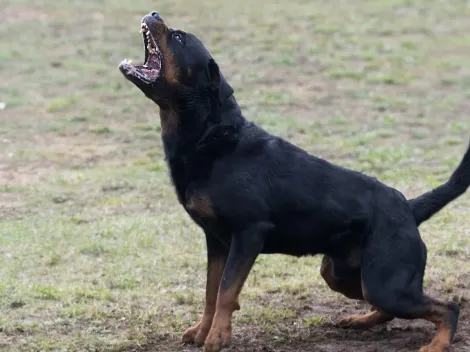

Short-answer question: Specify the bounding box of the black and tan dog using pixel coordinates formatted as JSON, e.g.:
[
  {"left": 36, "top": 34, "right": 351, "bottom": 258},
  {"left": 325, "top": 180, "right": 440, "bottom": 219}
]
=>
[{"left": 119, "top": 11, "right": 470, "bottom": 352}]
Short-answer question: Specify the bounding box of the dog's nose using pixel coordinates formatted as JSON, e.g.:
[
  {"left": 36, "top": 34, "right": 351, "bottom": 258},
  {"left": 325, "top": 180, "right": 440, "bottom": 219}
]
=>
[
  {"left": 142, "top": 11, "right": 163, "bottom": 26},
  {"left": 151, "top": 11, "right": 162, "bottom": 20}
]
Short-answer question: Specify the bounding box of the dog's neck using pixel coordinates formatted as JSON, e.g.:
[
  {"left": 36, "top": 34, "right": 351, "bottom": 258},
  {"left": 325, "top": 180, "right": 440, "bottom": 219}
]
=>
[{"left": 160, "top": 94, "right": 245, "bottom": 161}]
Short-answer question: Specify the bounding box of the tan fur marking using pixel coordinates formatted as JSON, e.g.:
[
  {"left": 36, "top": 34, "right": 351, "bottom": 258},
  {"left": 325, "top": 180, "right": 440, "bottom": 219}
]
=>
[
  {"left": 162, "top": 51, "right": 180, "bottom": 84},
  {"left": 203, "top": 277, "right": 243, "bottom": 351},
  {"left": 150, "top": 21, "right": 180, "bottom": 84},
  {"left": 419, "top": 314, "right": 453, "bottom": 352},
  {"left": 338, "top": 309, "right": 393, "bottom": 329},
  {"left": 186, "top": 193, "right": 215, "bottom": 218},
  {"left": 182, "top": 256, "right": 226, "bottom": 345}
]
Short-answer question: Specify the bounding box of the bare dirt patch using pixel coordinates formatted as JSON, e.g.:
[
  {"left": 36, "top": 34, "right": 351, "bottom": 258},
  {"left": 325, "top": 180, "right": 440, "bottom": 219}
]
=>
[{"left": 116, "top": 300, "right": 470, "bottom": 352}]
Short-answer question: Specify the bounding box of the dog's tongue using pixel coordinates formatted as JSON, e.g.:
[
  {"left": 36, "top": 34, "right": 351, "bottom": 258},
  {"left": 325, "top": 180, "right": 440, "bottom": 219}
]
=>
[{"left": 145, "top": 52, "right": 160, "bottom": 68}]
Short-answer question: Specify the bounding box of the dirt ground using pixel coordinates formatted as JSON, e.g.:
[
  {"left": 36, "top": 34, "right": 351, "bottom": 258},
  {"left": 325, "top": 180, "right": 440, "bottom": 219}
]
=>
[{"left": 117, "top": 297, "right": 470, "bottom": 352}]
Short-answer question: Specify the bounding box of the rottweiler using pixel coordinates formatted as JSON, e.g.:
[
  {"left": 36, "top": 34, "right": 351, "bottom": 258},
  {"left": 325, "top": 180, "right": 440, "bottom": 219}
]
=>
[{"left": 119, "top": 11, "right": 470, "bottom": 352}]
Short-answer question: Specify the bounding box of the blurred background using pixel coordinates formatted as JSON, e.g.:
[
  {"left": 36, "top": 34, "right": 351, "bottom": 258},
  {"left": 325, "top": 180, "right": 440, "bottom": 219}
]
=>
[{"left": 1, "top": 1, "right": 469, "bottom": 351}]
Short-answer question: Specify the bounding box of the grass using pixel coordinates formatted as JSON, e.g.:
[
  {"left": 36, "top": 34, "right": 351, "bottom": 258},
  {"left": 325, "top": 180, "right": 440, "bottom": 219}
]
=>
[{"left": 1, "top": 0, "right": 469, "bottom": 351}]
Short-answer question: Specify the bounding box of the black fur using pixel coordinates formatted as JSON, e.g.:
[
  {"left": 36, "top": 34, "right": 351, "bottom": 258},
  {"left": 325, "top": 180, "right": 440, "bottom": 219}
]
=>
[{"left": 409, "top": 144, "right": 470, "bottom": 225}]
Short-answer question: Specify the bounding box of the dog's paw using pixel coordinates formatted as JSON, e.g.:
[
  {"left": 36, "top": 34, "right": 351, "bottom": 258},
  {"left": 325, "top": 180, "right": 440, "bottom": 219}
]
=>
[
  {"left": 182, "top": 322, "right": 211, "bottom": 346},
  {"left": 203, "top": 320, "right": 232, "bottom": 352},
  {"left": 338, "top": 314, "right": 375, "bottom": 329},
  {"left": 419, "top": 343, "right": 451, "bottom": 352},
  {"left": 182, "top": 324, "right": 199, "bottom": 344},
  {"left": 338, "top": 310, "right": 392, "bottom": 330}
]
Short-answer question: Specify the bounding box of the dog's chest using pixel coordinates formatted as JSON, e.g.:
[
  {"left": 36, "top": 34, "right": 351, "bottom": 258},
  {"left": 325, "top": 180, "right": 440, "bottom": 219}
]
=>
[{"left": 167, "top": 157, "right": 216, "bottom": 224}]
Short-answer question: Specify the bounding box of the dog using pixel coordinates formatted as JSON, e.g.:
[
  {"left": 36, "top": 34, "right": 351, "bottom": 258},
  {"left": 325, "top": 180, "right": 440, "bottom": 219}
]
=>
[{"left": 119, "top": 11, "right": 470, "bottom": 352}]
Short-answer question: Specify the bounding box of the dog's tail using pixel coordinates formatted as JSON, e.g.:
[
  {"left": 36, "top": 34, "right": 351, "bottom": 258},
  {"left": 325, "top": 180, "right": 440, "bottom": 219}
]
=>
[{"left": 408, "top": 140, "right": 470, "bottom": 226}]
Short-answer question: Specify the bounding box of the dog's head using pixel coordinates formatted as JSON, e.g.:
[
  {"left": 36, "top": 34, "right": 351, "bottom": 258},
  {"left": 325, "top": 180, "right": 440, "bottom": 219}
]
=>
[{"left": 119, "top": 12, "right": 233, "bottom": 113}]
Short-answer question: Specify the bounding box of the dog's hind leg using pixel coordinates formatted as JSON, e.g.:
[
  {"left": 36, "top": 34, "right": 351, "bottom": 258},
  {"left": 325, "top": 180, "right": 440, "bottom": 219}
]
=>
[
  {"left": 360, "top": 223, "right": 460, "bottom": 352},
  {"left": 320, "top": 255, "right": 363, "bottom": 300},
  {"left": 321, "top": 255, "right": 394, "bottom": 328},
  {"left": 337, "top": 309, "right": 394, "bottom": 329}
]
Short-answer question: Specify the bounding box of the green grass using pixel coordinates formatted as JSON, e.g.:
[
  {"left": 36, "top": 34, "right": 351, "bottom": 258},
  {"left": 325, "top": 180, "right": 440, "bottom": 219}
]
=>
[{"left": 1, "top": 0, "right": 469, "bottom": 351}]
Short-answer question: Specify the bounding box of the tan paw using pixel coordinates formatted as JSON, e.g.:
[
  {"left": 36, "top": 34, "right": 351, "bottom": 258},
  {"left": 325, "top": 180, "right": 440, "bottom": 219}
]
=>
[
  {"left": 182, "top": 322, "right": 211, "bottom": 346},
  {"left": 338, "top": 314, "right": 376, "bottom": 329},
  {"left": 338, "top": 310, "right": 392, "bottom": 330},
  {"left": 419, "top": 343, "right": 451, "bottom": 352},
  {"left": 203, "top": 321, "right": 232, "bottom": 352},
  {"left": 182, "top": 323, "right": 200, "bottom": 344}
]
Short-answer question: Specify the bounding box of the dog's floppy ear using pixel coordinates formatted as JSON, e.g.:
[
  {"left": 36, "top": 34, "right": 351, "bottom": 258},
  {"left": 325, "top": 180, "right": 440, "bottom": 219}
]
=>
[{"left": 208, "top": 58, "right": 234, "bottom": 103}]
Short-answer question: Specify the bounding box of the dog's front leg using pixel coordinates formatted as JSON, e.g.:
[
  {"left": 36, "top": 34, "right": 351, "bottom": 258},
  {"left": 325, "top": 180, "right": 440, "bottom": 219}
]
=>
[
  {"left": 182, "top": 232, "right": 229, "bottom": 345},
  {"left": 203, "top": 222, "right": 272, "bottom": 352}
]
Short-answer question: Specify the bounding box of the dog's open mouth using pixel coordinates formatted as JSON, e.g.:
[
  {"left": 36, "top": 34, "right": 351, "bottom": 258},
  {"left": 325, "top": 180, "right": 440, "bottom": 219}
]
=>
[{"left": 119, "top": 22, "right": 162, "bottom": 83}]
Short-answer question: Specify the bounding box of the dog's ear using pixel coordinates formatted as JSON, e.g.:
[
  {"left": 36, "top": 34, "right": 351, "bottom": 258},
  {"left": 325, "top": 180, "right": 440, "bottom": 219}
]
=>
[{"left": 208, "top": 58, "right": 234, "bottom": 103}]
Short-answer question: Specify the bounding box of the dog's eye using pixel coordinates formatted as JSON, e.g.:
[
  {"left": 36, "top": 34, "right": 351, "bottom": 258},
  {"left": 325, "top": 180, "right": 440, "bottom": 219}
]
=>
[{"left": 173, "top": 33, "right": 183, "bottom": 43}]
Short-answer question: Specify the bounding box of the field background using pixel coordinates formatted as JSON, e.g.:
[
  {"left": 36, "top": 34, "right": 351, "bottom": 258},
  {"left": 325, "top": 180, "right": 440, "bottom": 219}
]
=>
[{"left": 1, "top": 0, "right": 470, "bottom": 351}]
